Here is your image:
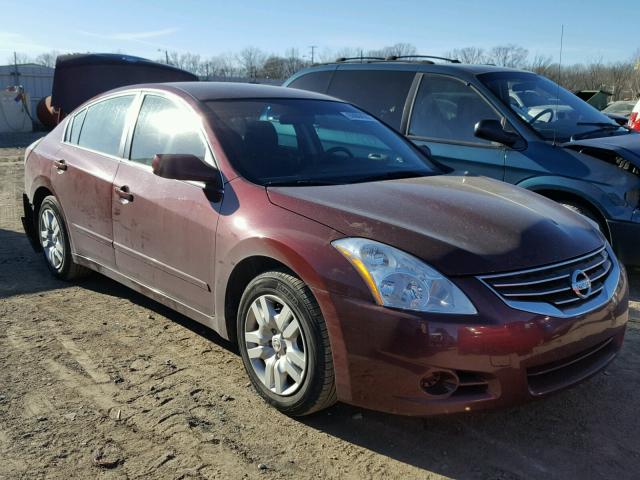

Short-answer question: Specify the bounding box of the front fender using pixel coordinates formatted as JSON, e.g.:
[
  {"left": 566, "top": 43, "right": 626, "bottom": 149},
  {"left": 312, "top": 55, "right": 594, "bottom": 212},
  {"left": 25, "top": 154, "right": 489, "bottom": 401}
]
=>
[{"left": 516, "top": 175, "right": 627, "bottom": 221}]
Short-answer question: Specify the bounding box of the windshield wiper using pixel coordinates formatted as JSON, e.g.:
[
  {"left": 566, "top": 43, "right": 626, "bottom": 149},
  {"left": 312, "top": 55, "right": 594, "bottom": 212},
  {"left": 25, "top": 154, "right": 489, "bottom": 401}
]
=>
[
  {"left": 571, "top": 123, "right": 622, "bottom": 140},
  {"left": 349, "top": 170, "right": 430, "bottom": 184},
  {"left": 575, "top": 122, "right": 620, "bottom": 127}
]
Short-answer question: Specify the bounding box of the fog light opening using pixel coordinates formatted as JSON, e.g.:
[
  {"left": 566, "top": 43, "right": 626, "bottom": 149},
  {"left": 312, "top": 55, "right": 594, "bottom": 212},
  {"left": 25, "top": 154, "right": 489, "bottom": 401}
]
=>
[{"left": 420, "top": 370, "right": 459, "bottom": 397}]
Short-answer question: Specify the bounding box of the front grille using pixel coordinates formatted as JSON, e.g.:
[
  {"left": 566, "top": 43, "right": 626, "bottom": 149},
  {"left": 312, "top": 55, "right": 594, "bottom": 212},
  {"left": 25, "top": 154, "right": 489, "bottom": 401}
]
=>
[
  {"left": 527, "top": 337, "right": 617, "bottom": 395},
  {"left": 479, "top": 246, "right": 618, "bottom": 316}
]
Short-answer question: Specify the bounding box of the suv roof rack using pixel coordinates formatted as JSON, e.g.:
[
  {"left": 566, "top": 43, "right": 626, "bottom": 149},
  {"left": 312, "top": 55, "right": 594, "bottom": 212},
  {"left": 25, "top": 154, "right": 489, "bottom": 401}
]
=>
[
  {"left": 385, "top": 55, "right": 461, "bottom": 64},
  {"left": 331, "top": 55, "right": 462, "bottom": 65},
  {"left": 335, "top": 56, "right": 385, "bottom": 63}
]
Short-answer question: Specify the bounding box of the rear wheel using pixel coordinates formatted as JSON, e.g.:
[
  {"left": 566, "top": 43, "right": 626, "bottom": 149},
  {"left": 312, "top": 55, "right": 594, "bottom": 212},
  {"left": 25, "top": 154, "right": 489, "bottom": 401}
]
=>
[
  {"left": 237, "top": 270, "right": 336, "bottom": 416},
  {"left": 38, "top": 196, "right": 89, "bottom": 280}
]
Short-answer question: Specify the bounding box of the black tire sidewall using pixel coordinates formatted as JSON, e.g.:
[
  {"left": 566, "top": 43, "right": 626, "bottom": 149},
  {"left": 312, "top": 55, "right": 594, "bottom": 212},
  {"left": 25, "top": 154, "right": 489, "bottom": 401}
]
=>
[
  {"left": 38, "top": 196, "right": 74, "bottom": 279},
  {"left": 237, "top": 273, "right": 323, "bottom": 413}
]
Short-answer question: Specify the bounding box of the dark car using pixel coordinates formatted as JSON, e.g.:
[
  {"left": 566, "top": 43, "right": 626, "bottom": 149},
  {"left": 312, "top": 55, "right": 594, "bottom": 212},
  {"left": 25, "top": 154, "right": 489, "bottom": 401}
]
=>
[
  {"left": 22, "top": 82, "right": 628, "bottom": 416},
  {"left": 284, "top": 59, "right": 640, "bottom": 266}
]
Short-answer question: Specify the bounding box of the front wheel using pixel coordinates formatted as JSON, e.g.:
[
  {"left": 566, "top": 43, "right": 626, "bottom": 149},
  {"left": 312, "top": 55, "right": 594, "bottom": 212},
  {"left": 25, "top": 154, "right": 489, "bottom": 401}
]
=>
[
  {"left": 237, "top": 270, "right": 336, "bottom": 416},
  {"left": 38, "top": 196, "right": 89, "bottom": 280}
]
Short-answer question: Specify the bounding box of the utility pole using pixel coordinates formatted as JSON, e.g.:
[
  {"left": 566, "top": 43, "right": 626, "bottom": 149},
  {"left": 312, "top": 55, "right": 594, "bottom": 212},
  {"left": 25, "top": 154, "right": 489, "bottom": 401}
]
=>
[
  {"left": 11, "top": 51, "right": 21, "bottom": 85},
  {"left": 158, "top": 49, "right": 170, "bottom": 65},
  {"left": 309, "top": 45, "right": 317, "bottom": 64}
]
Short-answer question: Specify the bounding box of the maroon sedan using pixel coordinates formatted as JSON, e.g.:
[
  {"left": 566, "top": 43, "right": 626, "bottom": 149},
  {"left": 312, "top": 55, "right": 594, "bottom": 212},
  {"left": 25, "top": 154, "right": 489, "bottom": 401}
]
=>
[{"left": 22, "top": 83, "right": 628, "bottom": 416}]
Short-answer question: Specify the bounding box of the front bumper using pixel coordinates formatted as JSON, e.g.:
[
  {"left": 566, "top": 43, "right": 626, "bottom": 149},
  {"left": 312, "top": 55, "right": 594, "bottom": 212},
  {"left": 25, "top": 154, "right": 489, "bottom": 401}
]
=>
[
  {"left": 313, "top": 268, "right": 628, "bottom": 416},
  {"left": 607, "top": 218, "right": 640, "bottom": 266}
]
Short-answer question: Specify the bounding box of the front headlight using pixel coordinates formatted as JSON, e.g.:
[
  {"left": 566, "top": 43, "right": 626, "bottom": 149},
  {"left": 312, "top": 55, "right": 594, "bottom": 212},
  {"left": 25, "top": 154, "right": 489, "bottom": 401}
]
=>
[{"left": 332, "top": 238, "right": 477, "bottom": 314}]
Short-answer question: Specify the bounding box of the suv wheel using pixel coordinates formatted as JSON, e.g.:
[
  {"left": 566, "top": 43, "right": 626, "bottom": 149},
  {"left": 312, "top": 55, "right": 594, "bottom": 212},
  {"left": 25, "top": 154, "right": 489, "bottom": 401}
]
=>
[
  {"left": 38, "top": 196, "right": 89, "bottom": 280},
  {"left": 237, "top": 270, "right": 336, "bottom": 416}
]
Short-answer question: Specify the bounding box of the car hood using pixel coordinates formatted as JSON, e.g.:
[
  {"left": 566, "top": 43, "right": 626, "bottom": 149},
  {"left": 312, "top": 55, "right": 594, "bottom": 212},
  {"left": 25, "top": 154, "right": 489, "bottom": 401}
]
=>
[
  {"left": 267, "top": 174, "right": 604, "bottom": 276},
  {"left": 563, "top": 132, "right": 640, "bottom": 167}
]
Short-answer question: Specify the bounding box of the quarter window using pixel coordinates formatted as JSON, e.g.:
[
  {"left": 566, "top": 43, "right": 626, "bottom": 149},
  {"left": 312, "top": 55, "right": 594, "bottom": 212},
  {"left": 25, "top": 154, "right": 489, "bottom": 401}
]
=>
[
  {"left": 288, "top": 71, "right": 333, "bottom": 94},
  {"left": 77, "top": 95, "right": 134, "bottom": 156},
  {"left": 409, "top": 76, "right": 501, "bottom": 144},
  {"left": 327, "top": 70, "right": 415, "bottom": 130},
  {"left": 130, "top": 95, "right": 206, "bottom": 166},
  {"left": 66, "top": 108, "right": 87, "bottom": 144}
]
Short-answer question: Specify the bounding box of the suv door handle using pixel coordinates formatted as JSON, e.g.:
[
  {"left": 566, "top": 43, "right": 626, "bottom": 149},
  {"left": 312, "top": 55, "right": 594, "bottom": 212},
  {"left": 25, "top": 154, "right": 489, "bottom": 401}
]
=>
[
  {"left": 53, "top": 159, "right": 67, "bottom": 172},
  {"left": 114, "top": 185, "right": 134, "bottom": 203}
]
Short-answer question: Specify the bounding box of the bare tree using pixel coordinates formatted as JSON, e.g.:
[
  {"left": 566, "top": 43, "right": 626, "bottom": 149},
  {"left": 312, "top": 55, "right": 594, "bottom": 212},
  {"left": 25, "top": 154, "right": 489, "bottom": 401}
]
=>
[
  {"left": 487, "top": 44, "right": 529, "bottom": 68},
  {"left": 7, "top": 52, "right": 31, "bottom": 65},
  {"left": 34, "top": 50, "right": 60, "bottom": 68},
  {"left": 282, "top": 48, "right": 308, "bottom": 77},
  {"left": 528, "top": 54, "right": 554, "bottom": 76},
  {"left": 238, "top": 47, "right": 266, "bottom": 78},
  {"left": 260, "top": 55, "right": 288, "bottom": 79},
  {"left": 446, "top": 47, "right": 486, "bottom": 64}
]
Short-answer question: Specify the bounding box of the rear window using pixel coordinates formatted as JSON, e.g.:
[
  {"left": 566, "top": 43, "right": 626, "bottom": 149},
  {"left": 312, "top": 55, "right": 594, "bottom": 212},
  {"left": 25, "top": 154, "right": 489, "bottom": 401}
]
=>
[
  {"left": 78, "top": 95, "right": 135, "bottom": 156},
  {"left": 327, "top": 70, "right": 415, "bottom": 130},
  {"left": 287, "top": 71, "right": 333, "bottom": 94}
]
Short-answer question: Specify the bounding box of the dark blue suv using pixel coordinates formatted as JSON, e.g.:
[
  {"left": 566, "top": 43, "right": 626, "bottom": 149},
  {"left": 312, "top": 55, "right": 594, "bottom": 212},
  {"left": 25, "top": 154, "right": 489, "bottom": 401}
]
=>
[{"left": 284, "top": 59, "right": 640, "bottom": 265}]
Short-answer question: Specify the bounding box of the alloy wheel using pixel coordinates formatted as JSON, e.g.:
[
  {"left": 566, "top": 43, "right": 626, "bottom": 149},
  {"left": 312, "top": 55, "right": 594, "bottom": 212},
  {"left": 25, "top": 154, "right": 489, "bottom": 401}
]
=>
[
  {"left": 244, "top": 294, "right": 307, "bottom": 396},
  {"left": 39, "top": 207, "right": 64, "bottom": 271}
]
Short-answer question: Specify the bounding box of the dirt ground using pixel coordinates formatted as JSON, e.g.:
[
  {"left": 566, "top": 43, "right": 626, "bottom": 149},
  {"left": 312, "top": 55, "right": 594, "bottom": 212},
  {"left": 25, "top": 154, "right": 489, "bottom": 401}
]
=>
[{"left": 1, "top": 134, "right": 640, "bottom": 480}]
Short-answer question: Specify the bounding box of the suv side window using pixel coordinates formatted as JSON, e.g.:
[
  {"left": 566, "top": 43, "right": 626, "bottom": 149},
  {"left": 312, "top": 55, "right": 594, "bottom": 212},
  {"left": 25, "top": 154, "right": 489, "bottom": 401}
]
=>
[
  {"left": 77, "top": 95, "right": 134, "bottom": 156},
  {"left": 327, "top": 70, "right": 415, "bottom": 130},
  {"left": 130, "top": 95, "right": 206, "bottom": 166},
  {"left": 409, "top": 75, "right": 501, "bottom": 144},
  {"left": 288, "top": 71, "right": 333, "bottom": 94}
]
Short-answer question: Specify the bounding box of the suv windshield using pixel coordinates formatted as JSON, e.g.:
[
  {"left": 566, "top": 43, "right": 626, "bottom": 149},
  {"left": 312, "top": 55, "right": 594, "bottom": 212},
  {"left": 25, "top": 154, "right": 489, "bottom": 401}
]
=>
[
  {"left": 479, "top": 72, "right": 627, "bottom": 143},
  {"left": 205, "top": 99, "right": 437, "bottom": 186}
]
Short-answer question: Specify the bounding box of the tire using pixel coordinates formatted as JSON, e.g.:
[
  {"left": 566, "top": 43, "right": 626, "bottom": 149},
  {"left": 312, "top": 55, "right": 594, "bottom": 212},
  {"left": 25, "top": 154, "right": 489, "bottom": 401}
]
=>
[
  {"left": 237, "top": 270, "right": 336, "bottom": 416},
  {"left": 37, "top": 196, "right": 90, "bottom": 281}
]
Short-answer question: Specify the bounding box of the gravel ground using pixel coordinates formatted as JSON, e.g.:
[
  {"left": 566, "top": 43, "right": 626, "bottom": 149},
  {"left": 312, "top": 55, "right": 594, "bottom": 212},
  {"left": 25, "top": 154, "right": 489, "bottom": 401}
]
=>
[{"left": 1, "top": 135, "right": 639, "bottom": 479}]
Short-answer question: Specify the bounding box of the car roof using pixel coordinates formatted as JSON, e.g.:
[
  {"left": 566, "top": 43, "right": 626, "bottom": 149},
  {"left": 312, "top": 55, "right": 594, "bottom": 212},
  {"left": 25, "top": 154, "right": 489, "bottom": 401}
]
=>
[{"left": 120, "top": 81, "right": 342, "bottom": 102}]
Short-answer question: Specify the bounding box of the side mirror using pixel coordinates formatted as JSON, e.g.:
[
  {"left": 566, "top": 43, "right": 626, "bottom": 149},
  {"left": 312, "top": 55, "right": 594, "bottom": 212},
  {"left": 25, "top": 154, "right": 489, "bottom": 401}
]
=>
[
  {"left": 152, "top": 154, "right": 221, "bottom": 183},
  {"left": 419, "top": 144, "right": 432, "bottom": 158},
  {"left": 152, "top": 154, "right": 223, "bottom": 201},
  {"left": 474, "top": 119, "right": 522, "bottom": 147}
]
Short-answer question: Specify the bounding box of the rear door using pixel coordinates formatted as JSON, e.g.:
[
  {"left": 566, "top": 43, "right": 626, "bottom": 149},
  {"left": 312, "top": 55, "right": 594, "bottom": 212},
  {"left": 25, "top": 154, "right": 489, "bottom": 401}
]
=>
[
  {"left": 111, "top": 92, "right": 221, "bottom": 319},
  {"left": 53, "top": 93, "right": 135, "bottom": 268},
  {"left": 406, "top": 74, "right": 507, "bottom": 180}
]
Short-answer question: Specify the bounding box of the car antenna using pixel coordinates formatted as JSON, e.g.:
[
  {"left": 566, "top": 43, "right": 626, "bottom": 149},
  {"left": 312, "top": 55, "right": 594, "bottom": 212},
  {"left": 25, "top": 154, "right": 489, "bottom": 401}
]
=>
[{"left": 552, "top": 24, "right": 564, "bottom": 146}]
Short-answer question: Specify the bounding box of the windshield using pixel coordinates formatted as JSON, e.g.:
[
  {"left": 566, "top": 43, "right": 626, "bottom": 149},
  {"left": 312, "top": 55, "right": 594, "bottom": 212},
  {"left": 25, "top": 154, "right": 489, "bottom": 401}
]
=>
[
  {"left": 205, "top": 99, "right": 437, "bottom": 186},
  {"left": 479, "top": 72, "right": 627, "bottom": 143}
]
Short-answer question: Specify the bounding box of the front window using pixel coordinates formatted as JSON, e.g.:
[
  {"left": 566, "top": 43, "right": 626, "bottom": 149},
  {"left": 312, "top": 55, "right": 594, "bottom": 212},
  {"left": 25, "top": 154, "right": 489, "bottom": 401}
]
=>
[
  {"left": 479, "top": 72, "right": 627, "bottom": 143},
  {"left": 130, "top": 95, "right": 206, "bottom": 166},
  {"left": 205, "top": 99, "right": 437, "bottom": 186},
  {"left": 408, "top": 75, "right": 503, "bottom": 144}
]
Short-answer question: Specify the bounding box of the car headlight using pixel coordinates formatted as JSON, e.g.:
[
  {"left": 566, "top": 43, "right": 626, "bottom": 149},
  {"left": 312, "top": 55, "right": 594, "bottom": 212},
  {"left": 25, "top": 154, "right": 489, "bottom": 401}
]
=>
[{"left": 332, "top": 238, "right": 477, "bottom": 314}]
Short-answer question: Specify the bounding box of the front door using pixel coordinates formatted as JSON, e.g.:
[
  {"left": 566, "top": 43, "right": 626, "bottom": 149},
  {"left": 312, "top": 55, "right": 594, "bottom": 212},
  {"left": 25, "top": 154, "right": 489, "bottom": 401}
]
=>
[
  {"left": 111, "top": 93, "right": 221, "bottom": 318},
  {"left": 52, "top": 94, "right": 135, "bottom": 268},
  {"left": 406, "top": 74, "right": 507, "bottom": 180}
]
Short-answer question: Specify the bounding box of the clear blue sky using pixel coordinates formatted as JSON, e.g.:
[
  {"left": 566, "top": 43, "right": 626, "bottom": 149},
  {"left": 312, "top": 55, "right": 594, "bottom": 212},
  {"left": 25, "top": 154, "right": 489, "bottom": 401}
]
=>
[{"left": 1, "top": 0, "right": 638, "bottom": 65}]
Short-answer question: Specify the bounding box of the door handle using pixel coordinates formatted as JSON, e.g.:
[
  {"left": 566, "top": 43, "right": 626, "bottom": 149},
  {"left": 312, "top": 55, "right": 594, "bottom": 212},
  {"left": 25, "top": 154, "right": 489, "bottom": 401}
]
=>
[
  {"left": 114, "top": 185, "right": 134, "bottom": 203},
  {"left": 53, "top": 159, "right": 67, "bottom": 172}
]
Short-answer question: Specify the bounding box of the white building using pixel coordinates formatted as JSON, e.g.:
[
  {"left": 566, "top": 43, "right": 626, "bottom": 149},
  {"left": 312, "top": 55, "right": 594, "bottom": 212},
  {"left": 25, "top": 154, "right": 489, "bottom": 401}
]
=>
[{"left": 0, "top": 63, "right": 54, "bottom": 122}]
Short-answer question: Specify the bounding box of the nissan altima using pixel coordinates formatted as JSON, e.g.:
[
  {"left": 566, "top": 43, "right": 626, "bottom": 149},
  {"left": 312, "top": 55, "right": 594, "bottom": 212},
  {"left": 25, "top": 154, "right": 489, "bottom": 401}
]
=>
[{"left": 22, "top": 83, "right": 628, "bottom": 416}]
